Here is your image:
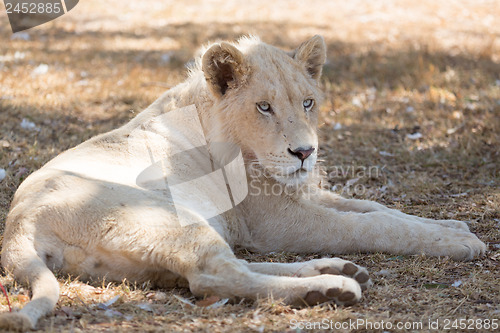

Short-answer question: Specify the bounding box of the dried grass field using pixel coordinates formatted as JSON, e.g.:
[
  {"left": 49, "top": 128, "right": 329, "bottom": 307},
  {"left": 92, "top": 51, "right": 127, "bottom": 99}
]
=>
[{"left": 0, "top": 0, "right": 499, "bottom": 332}]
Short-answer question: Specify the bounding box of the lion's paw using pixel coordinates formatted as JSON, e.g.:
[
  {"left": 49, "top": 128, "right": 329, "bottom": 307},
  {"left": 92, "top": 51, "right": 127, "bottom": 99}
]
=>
[
  {"left": 430, "top": 230, "right": 486, "bottom": 260},
  {"left": 295, "top": 258, "right": 372, "bottom": 291},
  {"left": 428, "top": 219, "right": 470, "bottom": 231},
  {"left": 296, "top": 275, "right": 362, "bottom": 307}
]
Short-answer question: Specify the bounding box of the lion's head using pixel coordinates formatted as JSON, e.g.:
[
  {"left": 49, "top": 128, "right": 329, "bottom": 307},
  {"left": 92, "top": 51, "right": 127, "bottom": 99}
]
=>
[{"left": 201, "top": 35, "right": 326, "bottom": 186}]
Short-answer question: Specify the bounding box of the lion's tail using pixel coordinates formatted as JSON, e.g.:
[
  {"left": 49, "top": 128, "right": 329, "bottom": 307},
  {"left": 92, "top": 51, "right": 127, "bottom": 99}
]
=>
[{"left": 0, "top": 235, "right": 60, "bottom": 331}]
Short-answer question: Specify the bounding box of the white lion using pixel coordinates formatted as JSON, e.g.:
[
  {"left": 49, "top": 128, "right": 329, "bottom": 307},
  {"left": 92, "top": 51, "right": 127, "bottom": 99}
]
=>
[{"left": 0, "top": 35, "right": 485, "bottom": 331}]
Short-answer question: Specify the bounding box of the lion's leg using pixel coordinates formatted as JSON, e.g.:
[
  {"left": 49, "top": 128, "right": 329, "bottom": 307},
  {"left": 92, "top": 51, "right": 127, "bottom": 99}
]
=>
[
  {"left": 183, "top": 237, "right": 364, "bottom": 306},
  {"left": 246, "top": 258, "right": 371, "bottom": 290},
  {"left": 189, "top": 260, "right": 365, "bottom": 307},
  {"left": 249, "top": 196, "right": 485, "bottom": 260},
  {"left": 317, "top": 191, "right": 470, "bottom": 231},
  {"left": 105, "top": 222, "right": 364, "bottom": 307}
]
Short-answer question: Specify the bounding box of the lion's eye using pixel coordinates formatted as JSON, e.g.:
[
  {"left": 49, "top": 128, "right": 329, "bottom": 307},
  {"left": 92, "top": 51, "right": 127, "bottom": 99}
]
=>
[
  {"left": 303, "top": 99, "right": 314, "bottom": 112},
  {"left": 256, "top": 101, "right": 272, "bottom": 114}
]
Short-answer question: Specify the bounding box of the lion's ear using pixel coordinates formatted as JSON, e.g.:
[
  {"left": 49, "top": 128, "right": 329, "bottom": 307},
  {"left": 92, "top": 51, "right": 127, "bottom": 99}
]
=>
[
  {"left": 202, "top": 42, "right": 249, "bottom": 98},
  {"left": 292, "top": 35, "right": 327, "bottom": 82}
]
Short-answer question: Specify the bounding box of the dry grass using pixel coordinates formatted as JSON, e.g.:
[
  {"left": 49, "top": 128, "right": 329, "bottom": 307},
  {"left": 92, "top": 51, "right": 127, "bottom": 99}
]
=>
[{"left": 0, "top": 0, "right": 499, "bottom": 332}]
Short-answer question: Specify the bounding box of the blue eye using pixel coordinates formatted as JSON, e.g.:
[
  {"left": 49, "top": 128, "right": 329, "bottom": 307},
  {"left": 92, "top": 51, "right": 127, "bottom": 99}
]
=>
[
  {"left": 256, "top": 101, "right": 272, "bottom": 114},
  {"left": 303, "top": 99, "right": 314, "bottom": 111}
]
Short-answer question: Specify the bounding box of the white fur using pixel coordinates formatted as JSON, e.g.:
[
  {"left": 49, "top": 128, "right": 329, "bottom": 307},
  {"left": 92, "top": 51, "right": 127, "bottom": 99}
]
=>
[{"left": 0, "top": 35, "right": 485, "bottom": 331}]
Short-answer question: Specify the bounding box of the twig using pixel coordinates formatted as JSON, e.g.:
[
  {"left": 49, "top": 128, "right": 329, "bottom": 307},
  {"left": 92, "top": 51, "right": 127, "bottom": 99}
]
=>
[
  {"left": 447, "top": 296, "right": 468, "bottom": 316},
  {"left": 0, "top": 282, "right": 12, "bottom": 312}
]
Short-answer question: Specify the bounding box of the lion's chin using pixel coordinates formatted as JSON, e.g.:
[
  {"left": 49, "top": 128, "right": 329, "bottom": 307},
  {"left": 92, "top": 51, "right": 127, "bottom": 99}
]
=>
[{"left": 273, "top": 168, "right": 310, "bottom": 186}]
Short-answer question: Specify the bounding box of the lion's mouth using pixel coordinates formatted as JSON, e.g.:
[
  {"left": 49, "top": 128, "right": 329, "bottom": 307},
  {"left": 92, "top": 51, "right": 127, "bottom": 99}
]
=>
[
  {"left": 272, "top": 167, "right": 310, "bottom": 185},
  {"left": 248, "top": 157, "right": 313, "bottom": 184},
  {"left": 288, "top": 167, "right": 308, "bottom": 176}
]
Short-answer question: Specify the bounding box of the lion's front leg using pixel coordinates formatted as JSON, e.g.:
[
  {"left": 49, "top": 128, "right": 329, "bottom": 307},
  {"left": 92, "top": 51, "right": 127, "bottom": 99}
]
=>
[
  {"left": 317, "top": 190, "right": 470, "bottom": 231},
  {"left": 248, "top": 195, "right": 485, "bottom": 260}
]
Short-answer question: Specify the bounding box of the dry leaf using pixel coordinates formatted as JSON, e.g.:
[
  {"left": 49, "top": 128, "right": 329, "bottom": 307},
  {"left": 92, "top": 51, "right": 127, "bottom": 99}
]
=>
[
  {"left": 196, "top": 296, "right": 220, "bottom": 307},
  {"left": 17, "top": 295, "right": 29, "bottom": 303}
]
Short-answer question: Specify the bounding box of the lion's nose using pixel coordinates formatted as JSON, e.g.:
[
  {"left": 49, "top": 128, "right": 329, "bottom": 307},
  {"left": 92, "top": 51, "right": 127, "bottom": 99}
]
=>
[{"left": 288, "top": 147, "right": 315, "bottom": 161}]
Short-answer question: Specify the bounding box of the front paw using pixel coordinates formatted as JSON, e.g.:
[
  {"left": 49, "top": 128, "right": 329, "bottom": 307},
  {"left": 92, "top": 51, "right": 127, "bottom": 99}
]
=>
[
  {"left": 429, "top": 229, "right": 486, "bottom": 260},
  {"left": 432, "top": 219, "right": 470, "bottom": 231}
]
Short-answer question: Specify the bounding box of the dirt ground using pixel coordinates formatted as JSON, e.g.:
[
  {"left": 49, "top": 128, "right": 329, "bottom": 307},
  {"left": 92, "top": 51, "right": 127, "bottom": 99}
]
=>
[{"left": 0, "top": 0, "right": 499, "bottom": 332}]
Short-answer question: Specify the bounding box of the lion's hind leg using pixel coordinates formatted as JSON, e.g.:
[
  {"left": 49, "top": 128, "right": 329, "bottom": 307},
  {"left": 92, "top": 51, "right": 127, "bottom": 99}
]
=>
[
  {"left": 159, "top": 227, "right": 365, "bottom": 307},
  {"left": 247, "top": 258, "right": 371, "bottom": 290},
  {"left": 188, "top": 254, "right": 364, "bottom": 306},
  {"left": 113, "top": 219, "right": 365, "bottom": 307}
]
